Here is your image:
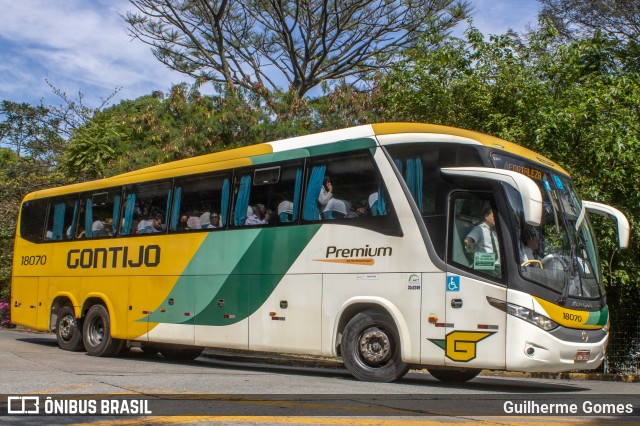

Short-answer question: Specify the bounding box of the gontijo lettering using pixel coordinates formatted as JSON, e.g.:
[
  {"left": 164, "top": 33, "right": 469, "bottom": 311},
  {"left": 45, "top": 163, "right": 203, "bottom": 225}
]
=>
[{"left": 67, "top": 245, "right": 161, "bottom": 269}]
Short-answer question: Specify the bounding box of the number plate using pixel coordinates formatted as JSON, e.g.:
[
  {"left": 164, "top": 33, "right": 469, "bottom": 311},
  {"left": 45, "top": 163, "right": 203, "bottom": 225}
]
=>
[{"left": 575, "top": 350, "right": 590, "bottom": 362}]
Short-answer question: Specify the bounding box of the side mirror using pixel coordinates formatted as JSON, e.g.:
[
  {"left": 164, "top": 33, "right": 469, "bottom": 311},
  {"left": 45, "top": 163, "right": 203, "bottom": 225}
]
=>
[
  {"left": 441, "top": 167, "right": 542, "bottom": 226},
  {"left": 582, "top": 201, "right": 630, "bottom": 249}
]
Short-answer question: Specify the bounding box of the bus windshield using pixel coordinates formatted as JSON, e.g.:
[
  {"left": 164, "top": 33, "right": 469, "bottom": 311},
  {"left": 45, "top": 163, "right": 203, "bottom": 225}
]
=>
[{"left": 493, "top": 154, "right": 603, "bottom": 299}]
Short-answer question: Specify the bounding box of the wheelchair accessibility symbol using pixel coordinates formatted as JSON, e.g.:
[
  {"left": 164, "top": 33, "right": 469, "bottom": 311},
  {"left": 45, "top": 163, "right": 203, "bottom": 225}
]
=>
[{"left": 447, "top": 276, "right": 460, "bottom": 292}]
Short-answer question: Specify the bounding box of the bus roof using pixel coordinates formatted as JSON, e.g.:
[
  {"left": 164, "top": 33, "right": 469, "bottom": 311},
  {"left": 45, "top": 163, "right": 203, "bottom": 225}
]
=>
[{"left": 27, "top": 122, "right": 567, "bottom": 200}]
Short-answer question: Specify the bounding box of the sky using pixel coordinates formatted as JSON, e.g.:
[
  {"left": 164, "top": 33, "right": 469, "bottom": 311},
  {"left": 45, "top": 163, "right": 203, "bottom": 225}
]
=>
[{"left": 0, "top": 0, "right": 542, "bottom": 109}]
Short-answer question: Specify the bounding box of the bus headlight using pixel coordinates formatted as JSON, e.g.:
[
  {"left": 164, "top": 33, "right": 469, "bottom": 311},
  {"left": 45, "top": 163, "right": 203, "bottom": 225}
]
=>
[{"left": 487, "top": 297, "right": 558, "bottom": 331}]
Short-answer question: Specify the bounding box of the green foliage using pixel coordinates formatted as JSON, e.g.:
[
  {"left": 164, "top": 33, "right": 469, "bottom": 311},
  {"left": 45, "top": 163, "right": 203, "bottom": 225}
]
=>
[
  {"left": 0, "top": 154, "right": 71, "bottom": 302},
  {"left": 379, "top": 23, "right": 640, "bottom": 302},
  {"left": 61, "top": 84, "right": 272, "bottom": 178}
]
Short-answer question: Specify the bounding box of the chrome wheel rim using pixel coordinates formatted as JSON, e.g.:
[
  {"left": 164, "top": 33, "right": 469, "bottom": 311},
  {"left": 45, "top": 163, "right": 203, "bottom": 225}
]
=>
[
  {"left": 87, "top": 317, "right": 105, "bottom": 348},
  {"left": 358, "top": 327, "right": 391, "bottom": 365},
  {"left": 59, "top": 314, "right": 76, "bottom": 342}
]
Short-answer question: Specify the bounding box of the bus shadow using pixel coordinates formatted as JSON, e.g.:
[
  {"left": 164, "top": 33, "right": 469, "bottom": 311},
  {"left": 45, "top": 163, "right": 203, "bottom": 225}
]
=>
[
  {"left": 130, "top": 350, "right": 589, "bottom": 392},
  {"left": 400, "top": 371, "right": 590, "bottom": 392},
  {"left": 17, "top": 337, "right": 59, "bottom": 347},
  {"left": 14, "top": 337, "right": 591, "bottom": 392}
]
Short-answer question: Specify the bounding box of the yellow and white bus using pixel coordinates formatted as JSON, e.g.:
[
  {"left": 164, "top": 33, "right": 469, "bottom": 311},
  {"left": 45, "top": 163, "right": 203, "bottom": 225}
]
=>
[{"left": 11, "top": 123, "right": 629, "bottom": 382}]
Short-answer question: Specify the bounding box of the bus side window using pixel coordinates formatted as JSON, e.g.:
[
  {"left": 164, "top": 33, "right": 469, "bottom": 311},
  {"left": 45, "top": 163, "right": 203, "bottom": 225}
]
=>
[
  {"left": 79, "top": 189, "right": 121, "bottom": 239},
  {"left": 169, "top": 173, "right": 231, "bottom": 232},
  {"left": 232, "top": 162, "right": 302, "bottom": 227},
  {"left": 44, "top": 196, "right": 79, "bottom": 241},
  {"left": 20, "top": 199, "right": 48, "bottom": 243},
  {"left": 122, "top": 180, "right": 171, "bottom": 235},
  {"left": 303, "top": 152, "right": 389, "bottom": 222}
]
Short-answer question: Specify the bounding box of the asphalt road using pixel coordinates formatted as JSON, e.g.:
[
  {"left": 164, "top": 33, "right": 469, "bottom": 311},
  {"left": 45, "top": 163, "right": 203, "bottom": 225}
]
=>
[{"left": 0, "top": 329, "right": 638, "bottom": 425}]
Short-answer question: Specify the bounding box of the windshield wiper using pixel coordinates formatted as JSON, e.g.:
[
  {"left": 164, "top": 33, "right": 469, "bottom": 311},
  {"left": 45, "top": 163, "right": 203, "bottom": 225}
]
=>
[{"left": 557, "top": 242, "right": 577, "bottom": 306}]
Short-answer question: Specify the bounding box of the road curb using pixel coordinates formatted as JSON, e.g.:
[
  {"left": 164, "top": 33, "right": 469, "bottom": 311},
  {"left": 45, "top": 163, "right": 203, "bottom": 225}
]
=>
[{"left": 202, "top": 348, "right": 640, "bottom": 382}]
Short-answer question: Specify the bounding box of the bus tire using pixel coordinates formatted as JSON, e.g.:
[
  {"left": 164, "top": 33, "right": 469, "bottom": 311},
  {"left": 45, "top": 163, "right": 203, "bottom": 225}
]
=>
[
  {"left": 341, "top": 310, "right": 409, "bottom": 382},
  {"left": 82, "top": 304, "right": 124, "bottom": 357},
  {"left": 427, "top": 366, "right": 481, "bottom": 383},
  {"left": 159, "top": 346, "right": 203, "bottom": 361},
  {"left": 56, "top": 305, "right": 85, "bottom": 352}
]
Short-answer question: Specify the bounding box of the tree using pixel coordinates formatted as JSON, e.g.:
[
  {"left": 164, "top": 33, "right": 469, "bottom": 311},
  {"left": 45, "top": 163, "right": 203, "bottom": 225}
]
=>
[
  {"left": 124, "top": 0, "right": 470, "bottom": 100},
  {"left": 539, "top": 0, "right": 640, "bottom": 43},
  {"left": 538, "top": 0, "right": 640, "bottom": 68},
  {"left": 0, "top": 101, "right": 65, "bottom": 164}
]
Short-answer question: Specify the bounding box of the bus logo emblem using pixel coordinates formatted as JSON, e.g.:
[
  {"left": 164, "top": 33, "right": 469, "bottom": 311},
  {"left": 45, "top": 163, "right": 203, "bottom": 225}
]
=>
[{"left": 429, "top": 330, "right": 495, "bottom": 362}]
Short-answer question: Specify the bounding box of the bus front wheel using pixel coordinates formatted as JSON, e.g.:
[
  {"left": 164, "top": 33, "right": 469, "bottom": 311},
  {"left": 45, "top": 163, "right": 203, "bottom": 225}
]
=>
[
  {"left": 341, "top": 311, "right": 409, "bottom": 382},
  {"left": 56, "top": 305, "right": 85, "bottom": 351},
  {"left": 427, "top": 366, "right": 481, "bottom": 383},
  {"left": 82, "top": 304, "right": 125, "bottom": 357}
]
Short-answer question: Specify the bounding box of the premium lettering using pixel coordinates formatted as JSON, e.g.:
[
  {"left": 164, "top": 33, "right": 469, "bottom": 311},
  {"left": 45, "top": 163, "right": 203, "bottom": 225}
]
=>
[
  {"left": 325, "top": 245, "right": 392, "bottom": 259},
  {"left": 67, "top": 245, "right": 161, "bottom": 269}
]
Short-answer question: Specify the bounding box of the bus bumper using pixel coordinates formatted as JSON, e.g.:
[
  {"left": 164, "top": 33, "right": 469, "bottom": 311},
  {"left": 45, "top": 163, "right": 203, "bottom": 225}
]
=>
[{"left": 505, "top": 317, "right": 607, "bottom": 373}]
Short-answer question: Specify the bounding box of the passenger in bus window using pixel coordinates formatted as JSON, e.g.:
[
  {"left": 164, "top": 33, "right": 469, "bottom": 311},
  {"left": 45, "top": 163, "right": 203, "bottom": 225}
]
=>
[
  {"left": 245, "top": 204, "right": 266, "bottom": 225},
  {"left": 208, "top": 212, "right": 221, "bottom": 228},
  {"left": 354, "top": 200, "right": 370, "bottom": 218},
  {"left": 103, "top": 218, "right": 114, "bottom": 236},
  {"left": 177, "top": 215, "right": 189, "bottom": 231},
  {"left": 520, "top": 226, "right": 541, "bottom": 265},
  {"left": 138, "top": 214, "right": 163, "bottom": 233},
  {"left": 76, "top": 226, "right": 86, "bottom": 239},
  {"left": 464, "top": 207, "right": 500, "bottom": 262},
  {"left": 264, "top": 209, "right": 275, "bottom": 225},
  {"left": 318, "top": 177, "right": 333, "bottom": 211}
]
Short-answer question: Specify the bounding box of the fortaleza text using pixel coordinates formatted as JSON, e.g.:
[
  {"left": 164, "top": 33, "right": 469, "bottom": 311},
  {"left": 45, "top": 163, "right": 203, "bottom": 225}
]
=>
[{"left": 504, "top": 400, "right": 633, "bottom": 415}]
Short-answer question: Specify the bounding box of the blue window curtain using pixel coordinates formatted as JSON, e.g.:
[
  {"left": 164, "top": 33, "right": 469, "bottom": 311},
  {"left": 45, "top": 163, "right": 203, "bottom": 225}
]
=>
[
  {"left": 291, "top": 167, "right": 302, "bottom": 221},
  {"left": 233, "top": 175, "right": 251, "bottom": 226},
  {"left": 221, "top": 178, "right": 230, "bottom": 227},
  {"left": 170, "top": 186, "right": 182, "bottom": 231},
  {"left": 112, "top": 194, "right": 121, "bottom": 235},
  {"left": 52, "top": 202, "right": 65, "bottom": 240},
  {"left": 84, "top": 198, "right": 94, "bottom": 238},
  {"left": 121, "top": 193, "right": 136, "bottom": 236},
  {"left": 67, "top": 200, "right": 79, "bottom": 239},
  {"left": 164, "top": 189, "right": 172, "bottom": 228},
  {"left": 376, "top": 186, "right": 387, "bottom": 216},
  {"left": 394, "top": 158, "right": 403, "bottom": 175},
  {"left": 406, "top": 157, "right": 423, "bottom": 213},
  {"left": 302, "top": 164, "right": 326, "bottom": 221}
]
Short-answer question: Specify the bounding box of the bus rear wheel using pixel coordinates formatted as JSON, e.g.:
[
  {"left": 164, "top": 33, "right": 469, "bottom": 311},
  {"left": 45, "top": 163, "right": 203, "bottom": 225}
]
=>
[
  {"left": 341, "top": 311, "right": 409, "bottom": 382},
  {"left": 82, "top": 304, "right": 125, "bottom": 357},
  {"left": 427, "top": 366, "right": 481, "bottom": 383},
  {"left": 56, "top": 305, "right": 85, "bottom": 351}
]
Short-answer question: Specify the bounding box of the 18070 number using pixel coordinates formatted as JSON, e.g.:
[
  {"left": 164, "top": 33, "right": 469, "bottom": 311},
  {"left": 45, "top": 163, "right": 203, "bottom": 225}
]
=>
[{"left": 21, "top": 255, "right": 47, "bottom": 266}]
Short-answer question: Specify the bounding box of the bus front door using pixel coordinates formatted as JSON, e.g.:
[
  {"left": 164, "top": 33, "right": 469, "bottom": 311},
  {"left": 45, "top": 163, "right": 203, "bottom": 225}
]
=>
[{"left": 444, "top": 193, "right": 506, "bottom": 370}]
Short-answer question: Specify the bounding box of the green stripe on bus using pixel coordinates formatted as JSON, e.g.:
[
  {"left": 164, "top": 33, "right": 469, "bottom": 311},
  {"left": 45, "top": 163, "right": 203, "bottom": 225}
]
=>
[
  {"left": 306, "top": 138, "right": 376, "bottom": 157},
  {"left": 585, "top": 306, "right": 608, "bottom": 326},
  {"left": 249, "top": 138, "right": 377, "bottom": 165},
  {"left": 147, "top": 224, "right": 321, "bottom": 326},
  {"left": 251, "top": 149, "right": 311, "bottom": 165}
]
